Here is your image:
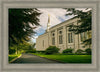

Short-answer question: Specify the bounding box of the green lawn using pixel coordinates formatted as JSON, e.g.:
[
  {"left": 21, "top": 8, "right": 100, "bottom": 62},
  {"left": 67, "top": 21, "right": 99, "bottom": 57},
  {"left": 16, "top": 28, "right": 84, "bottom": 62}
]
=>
[
  {"left": 32, "top": 53, "right": 91, "bottom": 63},
  {"left": 8, "top": 54, "right": 21, "bottom": 62}
]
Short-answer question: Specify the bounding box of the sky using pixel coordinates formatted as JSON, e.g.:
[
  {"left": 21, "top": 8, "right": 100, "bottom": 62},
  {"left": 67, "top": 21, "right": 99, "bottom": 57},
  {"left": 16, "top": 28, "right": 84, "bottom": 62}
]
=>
[{"left": 30, "top": 8, "right": 91, "bottom": 43}]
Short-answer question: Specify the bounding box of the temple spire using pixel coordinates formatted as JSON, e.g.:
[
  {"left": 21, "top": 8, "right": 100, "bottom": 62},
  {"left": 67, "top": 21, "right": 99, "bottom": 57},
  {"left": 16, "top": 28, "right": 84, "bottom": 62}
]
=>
[{"left": 47, "top": 14, "right": 51, "bottom": 32}]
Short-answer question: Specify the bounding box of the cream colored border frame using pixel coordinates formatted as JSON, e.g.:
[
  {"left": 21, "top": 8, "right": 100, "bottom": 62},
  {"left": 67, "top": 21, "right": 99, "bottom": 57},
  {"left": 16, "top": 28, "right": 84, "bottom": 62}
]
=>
[{"left": 0, "top": 0, "right": 99, "bottom": 72}]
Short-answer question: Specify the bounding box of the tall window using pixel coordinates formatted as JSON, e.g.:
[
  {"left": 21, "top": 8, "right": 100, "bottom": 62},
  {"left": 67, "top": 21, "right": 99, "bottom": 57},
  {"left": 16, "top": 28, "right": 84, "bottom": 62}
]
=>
[
  {"left": 59, "top": 31, "right": 63, "bottom": 44},
  {"left": 52, "top": 33, "right": 55, "bottom": 45},
  {"left": 84, "top": 32, "right": 87, "bottom": 40},
  {"left": 80, "top": 33, "right": 84, "bottom": 41},
  {"left": 52, "top": 37, "right": 55, "bottom": 45},
  {"left": 80, "top": 32, "right": 88, "bottom": 41},
  {"left": 68, "top": 33, "right": 73, "bottom": 43},
  {"left": 59, "top": 35, "right": 63, "bottom": 44},
  {"left": 80, "top": 32, "right": 89, "bottom": 41}
]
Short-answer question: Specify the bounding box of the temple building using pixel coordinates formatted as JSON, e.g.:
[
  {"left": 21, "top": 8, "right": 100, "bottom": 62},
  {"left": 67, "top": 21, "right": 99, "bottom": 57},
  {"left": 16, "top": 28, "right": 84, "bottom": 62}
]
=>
[{"left": 36, "top": 15, "right": 91, "bottom": 53}]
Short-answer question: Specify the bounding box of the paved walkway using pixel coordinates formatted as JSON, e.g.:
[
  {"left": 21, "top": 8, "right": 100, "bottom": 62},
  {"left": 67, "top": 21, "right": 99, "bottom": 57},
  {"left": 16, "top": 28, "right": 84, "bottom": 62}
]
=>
[{"left": 11, "top": 53, "right": 60, "bottom": 63}]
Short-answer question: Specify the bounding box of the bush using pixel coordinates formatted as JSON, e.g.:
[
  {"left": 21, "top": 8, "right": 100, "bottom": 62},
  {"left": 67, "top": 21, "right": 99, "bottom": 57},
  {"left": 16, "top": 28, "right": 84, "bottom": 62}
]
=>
[
  {"left": 45, "top": 46, "right": 60, "bottom": 55},
  {"left": 85, "top": 48, "right": 91, "bottom": 55},
  {"left": 25, "top": 49, "right": 36, "bottom": 53},
  {"left": 36, "top": 51, "right": 45, "bottom": 54},
  {"left": 63, "top": 48, "right": 73, "bottom": 54},
  {"left": 75, "top": 49, "right": 84, "bottom": 54},
  {"left": 63, "top": 53, "right": 75, "bottom": 55}
]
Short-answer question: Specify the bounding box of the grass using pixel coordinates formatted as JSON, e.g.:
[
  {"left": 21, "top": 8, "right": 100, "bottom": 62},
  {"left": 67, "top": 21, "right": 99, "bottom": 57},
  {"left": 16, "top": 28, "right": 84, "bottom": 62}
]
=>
[
  {"left": 8, "top": 54, "right": 21, "bottom": 62},
  {"left": 32, "top": 53, "right": 91, "bottom": 63}
]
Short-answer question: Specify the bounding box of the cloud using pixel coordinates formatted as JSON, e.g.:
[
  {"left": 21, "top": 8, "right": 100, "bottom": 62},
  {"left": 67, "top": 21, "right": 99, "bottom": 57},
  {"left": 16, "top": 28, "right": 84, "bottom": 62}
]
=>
[
  {"left": 34, "top": 8, "right": 73, "bottom": 35},
  {"left": 32, "top": 8, "right": 90, "bottom": 43},
  {"left": 30, "top": 8, "right": 74, "bottom": 43}
]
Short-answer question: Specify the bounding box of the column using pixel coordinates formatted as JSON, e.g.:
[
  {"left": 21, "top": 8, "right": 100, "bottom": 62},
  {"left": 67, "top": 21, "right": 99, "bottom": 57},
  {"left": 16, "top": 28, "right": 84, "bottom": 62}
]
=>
[
  {"left": 63, "top": 26, "right": 67, "bottom": 49},
  {"left": 55, "top": 29, "right": 58, "bottom": 47}
]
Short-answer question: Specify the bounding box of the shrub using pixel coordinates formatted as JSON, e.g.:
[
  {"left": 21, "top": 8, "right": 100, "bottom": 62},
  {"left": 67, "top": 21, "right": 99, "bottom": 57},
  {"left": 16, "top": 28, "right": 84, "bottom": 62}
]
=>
[
  {"left": 63, "top": 53, "right": 75, "bottom": 55},
  {"left": 25, "top": 49, "right": 36, "bottom": 53},
  {"left": 45, "top": 46, "right": 60, "bottom": 55},
  {"left": 36, "top": 51, "right": 45, "bottom": 54},
  {"left": 75, "top": 49, "right": 84, "bottom": 54},
  {"left": 63, "top": 48, "right": 73, "bottom": 54},
  {"left": 85, "top": 48, "right": 91, "bottom": 55}
]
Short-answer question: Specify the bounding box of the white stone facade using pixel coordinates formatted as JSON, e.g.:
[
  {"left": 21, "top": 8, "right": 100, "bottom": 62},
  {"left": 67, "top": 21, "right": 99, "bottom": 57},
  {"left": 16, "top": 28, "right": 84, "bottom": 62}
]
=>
[{"left": 36, "top": 17, "right": 91, "bottom": 52}]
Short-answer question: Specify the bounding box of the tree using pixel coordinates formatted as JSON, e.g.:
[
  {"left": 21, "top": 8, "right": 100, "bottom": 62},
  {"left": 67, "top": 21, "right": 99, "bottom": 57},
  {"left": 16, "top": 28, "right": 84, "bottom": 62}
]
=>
[
  {"left": 9, "top": 8, "right": 41, "bottom": 46},
  {"left": 64, "top": 8, "right": 92, "bottom": 47},
  {"left": 32, "top": 43, "right": 36, "bottom": 48},
  {"left": 85, "top": 48, "right": 91, "bottom": 55}
]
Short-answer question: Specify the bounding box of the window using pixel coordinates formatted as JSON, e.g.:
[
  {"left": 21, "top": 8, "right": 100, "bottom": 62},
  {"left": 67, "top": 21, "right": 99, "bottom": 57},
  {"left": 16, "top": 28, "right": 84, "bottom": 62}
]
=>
[
  {"left": 68, "top": 33, "right": 73, "bottom": 43},
  {"left": 80, "top": 31, "right": 91, "bottom": 42},
  {"left": 58, "top": 30, "right": 63, "bottom": 44},
  {"left": 52, "top": 37, "right": 55, "bottom": 45},
  {"left": 68, "top": 33, "right": 70, "bottom": 43},
  {"left": 80, "top": 32, "right": 88, "bottom": 41},
  {"left": 71, "top": 33, "right": 73, "bottom": 43},
  {"left": 59, "top": 35, "right": 63, "bottom": 44},
  {"left": 52, "top": 32, "right": 55, "bottom": 45},
  {"left": 84, "top": 32, "right": 87, "bottom": 40},
  {"left": 80, "top": 33, "right": 84, "bottom": 41}
]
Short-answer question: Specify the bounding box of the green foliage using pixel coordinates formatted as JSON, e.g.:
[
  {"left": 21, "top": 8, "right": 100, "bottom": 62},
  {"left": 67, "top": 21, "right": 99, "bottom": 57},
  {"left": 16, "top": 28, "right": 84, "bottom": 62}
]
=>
[
  {"left": 20, "top": 42, "right": 36, "bottom": 53},
  {"left": 36, "top": 51, "right": 45, "bottom": 54},
  {"left": 64, "top": 8, "right": 92, "bottom": 47},
  {"left": 9, "top": 54, "right": 21, "bottom": 62},
  {"left": 9, "top": 9, "right": 41, "bottom": 46},
  {"left": 9, "top": 8, "right": 41, "bottom": 55},
  {"left": 63, "top": 53, "right": 75, "bottom": 55},
  {"left": 45, "top": 46, "right": 60, "bottom": 55},
  {"left": 9, "top": 42, "right": 36, "bottom": 54},
  {"left": 9, "top": 47, "right": 16, "bottom": 54},
  {"left": 75, "top": 49, "right": 84, "bottom": 54},
  {"left": 63, "top": 48, "right": 73, "bottom": 54},
  {"left": 32, "top": 43, "right": 36, "bottom": 48},
  {"left": 25, "top": 49, "right": 36, "bottom": 53},
  {"left": 85, "top": 48, "right": 91, "bottom": 55}
]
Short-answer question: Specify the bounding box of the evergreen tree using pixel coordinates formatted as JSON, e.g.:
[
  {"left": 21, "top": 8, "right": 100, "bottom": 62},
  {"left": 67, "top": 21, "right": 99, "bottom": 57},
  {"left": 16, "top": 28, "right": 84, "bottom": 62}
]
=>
[
  {"left": 64, "top": 8, "right": 92, "bottom": 47},
  {"left": 9, "top": 8, "right": 41, "bottom": 46}
]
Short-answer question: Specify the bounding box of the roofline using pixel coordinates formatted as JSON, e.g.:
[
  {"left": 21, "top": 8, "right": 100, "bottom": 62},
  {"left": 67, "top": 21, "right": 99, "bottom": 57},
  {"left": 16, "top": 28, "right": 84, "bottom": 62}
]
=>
[
  {"left": 37, "top": 16, "right": 78, "bottom": 38},
  {"left": 37, "top": 32, "right": 48, "bottom": 37},
  {"left": 49, "top": 16, "right": 77, "bottom": 30}
]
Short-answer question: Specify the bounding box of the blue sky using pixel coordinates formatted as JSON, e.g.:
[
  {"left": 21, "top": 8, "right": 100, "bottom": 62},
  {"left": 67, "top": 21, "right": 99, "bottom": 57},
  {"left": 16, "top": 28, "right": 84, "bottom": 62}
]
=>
[
  {"left": 30, "top": 8, "right": 74, "bottom": 43},
  {"left": 30, "top": 8, "right": 91, "bottom": 43}
]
